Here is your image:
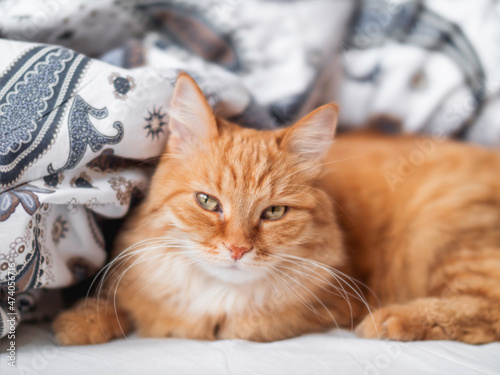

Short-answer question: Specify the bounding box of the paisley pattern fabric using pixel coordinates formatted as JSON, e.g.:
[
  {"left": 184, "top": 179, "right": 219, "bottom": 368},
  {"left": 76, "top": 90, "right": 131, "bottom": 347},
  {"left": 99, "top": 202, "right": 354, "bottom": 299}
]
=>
[
  {"left": 47, "top": 95, "right": 124, "bottom": 174},
  {"left": 0, "top": 46, "right": 90, "bottom": 189},
  {"left": 1, "top": 0, "right": 500, "bottom": 338},
  {"left": 0, "top": 184, "right": 54, "bottom": 222}
]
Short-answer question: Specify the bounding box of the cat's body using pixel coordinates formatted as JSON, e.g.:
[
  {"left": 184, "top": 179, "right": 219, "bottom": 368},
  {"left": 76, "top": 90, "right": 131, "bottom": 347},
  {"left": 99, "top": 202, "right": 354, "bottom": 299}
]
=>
[{"left": 54, "top": 75, "right": 500, "bottom": 345}]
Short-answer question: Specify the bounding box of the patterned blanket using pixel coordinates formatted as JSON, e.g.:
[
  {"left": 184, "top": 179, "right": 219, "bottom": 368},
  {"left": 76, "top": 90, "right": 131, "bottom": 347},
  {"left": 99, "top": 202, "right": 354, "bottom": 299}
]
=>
[{"left": 1, "top": 0, "right": 499, "bottom": 338}]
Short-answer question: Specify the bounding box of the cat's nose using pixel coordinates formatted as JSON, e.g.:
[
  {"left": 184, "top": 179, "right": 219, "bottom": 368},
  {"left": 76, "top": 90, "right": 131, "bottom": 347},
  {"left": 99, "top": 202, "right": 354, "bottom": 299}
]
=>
[{"left": 227, "top": 244, "right": 253, "bottom": 260}]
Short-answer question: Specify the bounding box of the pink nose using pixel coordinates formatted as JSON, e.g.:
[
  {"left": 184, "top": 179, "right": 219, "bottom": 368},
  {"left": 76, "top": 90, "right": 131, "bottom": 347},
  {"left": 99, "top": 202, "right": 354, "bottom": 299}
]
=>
[{"left": 228, "top": 244, "right": 253, "bottom": 260}]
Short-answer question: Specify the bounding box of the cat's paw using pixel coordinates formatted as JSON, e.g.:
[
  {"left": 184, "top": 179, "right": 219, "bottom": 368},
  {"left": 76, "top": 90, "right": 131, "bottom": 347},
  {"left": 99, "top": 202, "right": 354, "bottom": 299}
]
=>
[
  {"left": 53, "top": 299, "right": 130, "bottom": 346},
  {"left": 355, "top": 303, "right": 446, "bottom": 341}
]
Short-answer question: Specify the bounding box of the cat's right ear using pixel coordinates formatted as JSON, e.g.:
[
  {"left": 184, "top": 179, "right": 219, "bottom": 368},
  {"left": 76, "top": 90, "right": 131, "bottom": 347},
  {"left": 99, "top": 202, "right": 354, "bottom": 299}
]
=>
[
  {"left": 166, "top": 73, "right": 218, "bottom": 154},
  {"left": 282, "top": 103, "right": 339, "bottom": 163}
]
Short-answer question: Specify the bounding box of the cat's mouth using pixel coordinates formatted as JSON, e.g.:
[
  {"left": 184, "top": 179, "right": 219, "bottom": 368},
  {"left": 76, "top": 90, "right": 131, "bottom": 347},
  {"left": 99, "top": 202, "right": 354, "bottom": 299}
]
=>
[
  {"left": 214, "top": 261, "right": 245, "bottom": 272},
  {"left": 198, "top": 258, "right": 264, "bottom": 284}
]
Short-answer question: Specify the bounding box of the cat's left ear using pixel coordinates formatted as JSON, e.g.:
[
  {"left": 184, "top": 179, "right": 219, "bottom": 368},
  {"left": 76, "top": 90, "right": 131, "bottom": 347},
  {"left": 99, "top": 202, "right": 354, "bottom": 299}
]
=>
[
  {"left": 167, "top": 73, "right": 218, "bottom": 154},
  {"left": 282, "top": 103, "right": 339, "bottom": 162}
]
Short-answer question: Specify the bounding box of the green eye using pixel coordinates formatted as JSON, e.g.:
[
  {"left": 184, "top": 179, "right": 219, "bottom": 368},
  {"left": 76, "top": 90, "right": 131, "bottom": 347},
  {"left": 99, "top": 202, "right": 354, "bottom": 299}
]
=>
[
  {"left": 262, "top": 205, "right": 288, "bottom": 221},
  {"left": 195, "top": 193, "right": 221, "bottom": 212}
]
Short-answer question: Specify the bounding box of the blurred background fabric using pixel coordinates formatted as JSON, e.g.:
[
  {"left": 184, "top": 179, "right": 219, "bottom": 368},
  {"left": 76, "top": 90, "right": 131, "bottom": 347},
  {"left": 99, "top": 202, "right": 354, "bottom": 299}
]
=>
[{"left": 0, "top": 0, "right": 499, "bottom": 337}]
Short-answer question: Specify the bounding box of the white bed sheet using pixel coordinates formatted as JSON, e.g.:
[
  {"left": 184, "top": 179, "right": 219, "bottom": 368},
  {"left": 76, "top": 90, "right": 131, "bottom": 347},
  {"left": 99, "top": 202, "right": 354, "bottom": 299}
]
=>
[{"left": 1, "top": 323, "right": 499, "bottom": 375}]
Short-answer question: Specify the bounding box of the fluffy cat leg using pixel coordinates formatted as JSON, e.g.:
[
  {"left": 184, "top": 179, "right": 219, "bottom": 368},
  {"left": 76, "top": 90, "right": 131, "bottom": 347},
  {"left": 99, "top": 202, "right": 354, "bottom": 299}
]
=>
[
  {"left": 53, "top": 297, "right": 131, "bottom": 345},
  {"left": 357, "top": 248, "right": 500, "bottom": 343},
  {"left": 356, "top": 295, "right": 500, "bottom": 344}
]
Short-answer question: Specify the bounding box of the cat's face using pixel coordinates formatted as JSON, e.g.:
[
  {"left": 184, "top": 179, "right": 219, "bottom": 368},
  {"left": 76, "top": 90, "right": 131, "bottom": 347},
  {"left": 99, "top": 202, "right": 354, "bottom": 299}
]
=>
[{"left": 145, "top": 74, "right": 341, "bottom": 284}]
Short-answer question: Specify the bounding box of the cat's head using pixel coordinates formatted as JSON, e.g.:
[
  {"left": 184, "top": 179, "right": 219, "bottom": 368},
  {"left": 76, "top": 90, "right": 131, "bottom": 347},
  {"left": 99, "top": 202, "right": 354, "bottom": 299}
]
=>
[{"left": 144, "top": 74, "right": 343, "bottom": 284}]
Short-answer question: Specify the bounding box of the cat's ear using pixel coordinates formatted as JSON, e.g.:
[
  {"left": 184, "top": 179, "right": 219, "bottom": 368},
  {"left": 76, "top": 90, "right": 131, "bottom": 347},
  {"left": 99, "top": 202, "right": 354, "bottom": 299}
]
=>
[
  {"left": 167, "top": 73, "right": 218, "bottom": 154},
  {"left": 282, "top": 103, "right": 339, "bottom": 162}
]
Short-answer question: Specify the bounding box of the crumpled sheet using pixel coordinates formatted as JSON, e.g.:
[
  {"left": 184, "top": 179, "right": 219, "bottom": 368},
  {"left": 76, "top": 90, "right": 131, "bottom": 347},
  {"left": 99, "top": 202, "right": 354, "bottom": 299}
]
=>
[
  {"left": 1, "top": 0, "right": 500, "bottom": 340},
  {"left": 1, "top": 324, "right": 500, "bottom": 374}
]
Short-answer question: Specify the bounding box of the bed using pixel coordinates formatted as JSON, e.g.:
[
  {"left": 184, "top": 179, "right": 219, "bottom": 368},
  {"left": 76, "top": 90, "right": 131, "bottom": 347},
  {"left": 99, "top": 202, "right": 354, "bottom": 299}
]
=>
[{"left": 2, "top": 324, "right": 499, "bottom": 374}]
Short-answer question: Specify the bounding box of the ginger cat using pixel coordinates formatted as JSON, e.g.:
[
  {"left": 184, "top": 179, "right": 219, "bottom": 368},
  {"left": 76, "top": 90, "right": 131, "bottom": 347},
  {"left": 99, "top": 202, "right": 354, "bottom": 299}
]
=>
[{"left": 53, "top": 74, "right": 500, "bottom": 345}]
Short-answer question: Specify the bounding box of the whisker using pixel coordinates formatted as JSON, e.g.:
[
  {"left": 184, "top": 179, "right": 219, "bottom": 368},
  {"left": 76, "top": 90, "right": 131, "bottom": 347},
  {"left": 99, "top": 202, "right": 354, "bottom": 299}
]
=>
[
  {"left": 270, "top": 265, "right": 340, "bottom": 329},
  {"left": 261, "top": 268, "right": 306, "bottom": 318},
  {"left": 89, "top": 237, "right": 196, "bottom": 340},
  {"left": 94, "top": 241, "right": 194, "bottom": 310},
  {"left": 132, "top": 253, "right": 201, "bottom": 294},
  {"left": 274, "top": 261, "right": 355, "bottom": 328},
  {"left": 273, "top": 253, "right": 380, "bottom": 336},
  {"left": 266, "top": 266, "right": 321, "bottom": 319},
  {"left": 89, "top": 237, "right": 192, "bottom": 300},
  {"left": 109, "top": 250, "right": 198, "bottom": 339},
  {"left": 272, "top": 254, "right": 354, "bottom": 303},
  {"left": 105, "top": 248, "right": 199, "bottom": 340}
]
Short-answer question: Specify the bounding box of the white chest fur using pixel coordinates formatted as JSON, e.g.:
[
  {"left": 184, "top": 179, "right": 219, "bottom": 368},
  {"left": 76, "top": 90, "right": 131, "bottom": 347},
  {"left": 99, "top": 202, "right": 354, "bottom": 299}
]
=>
[{"left": 139, "top": 252, "right": 273, "bottom": 317}]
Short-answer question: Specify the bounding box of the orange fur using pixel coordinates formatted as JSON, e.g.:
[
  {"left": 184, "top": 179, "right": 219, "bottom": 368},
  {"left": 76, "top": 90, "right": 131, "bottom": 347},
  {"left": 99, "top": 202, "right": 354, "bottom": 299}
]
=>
[{"left": 54, "top": 74, "right": 500, "bottom": 345}]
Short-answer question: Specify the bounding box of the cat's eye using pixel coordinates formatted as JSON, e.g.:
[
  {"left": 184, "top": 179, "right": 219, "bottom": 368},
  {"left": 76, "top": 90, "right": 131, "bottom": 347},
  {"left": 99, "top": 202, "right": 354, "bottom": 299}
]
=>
[
  {"left": 195, "top": 193, "right": 221, "bottom": 212},
  {"left": 261, "top": 205, "right": 288, "bottom": 221}
]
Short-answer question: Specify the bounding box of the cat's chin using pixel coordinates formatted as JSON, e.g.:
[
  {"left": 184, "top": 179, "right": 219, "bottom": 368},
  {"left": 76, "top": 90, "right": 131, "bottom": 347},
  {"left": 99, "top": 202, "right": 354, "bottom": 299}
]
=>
[{"left": 198, "top": 262, "right": 264, "bottom": 284}]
